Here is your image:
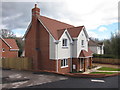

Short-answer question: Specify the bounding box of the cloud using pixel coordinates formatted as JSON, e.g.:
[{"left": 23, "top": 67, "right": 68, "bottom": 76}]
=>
[
  {"left": 1, "top": 0, "right": 118, "bottom": 30},
  {"left": 12, "top": 28, "right": 25, "bottom": 37},
  {"left": 87, "top": 31, "right": 98, "bottom": 38},
  {"left": 0, "top": 24, "right": 7, "bottom": 29},
  {"left": 3, "top": 13, "right": 23, "bottom": 21},
  {"left": 14, "top": 32, "right": 23, "bottom": 37},
  {"left": 98, "top": 27, "right": 107, "bottom": 32},
  {"left": 0, "top": 0, "right": 118, "bottom": 39}
]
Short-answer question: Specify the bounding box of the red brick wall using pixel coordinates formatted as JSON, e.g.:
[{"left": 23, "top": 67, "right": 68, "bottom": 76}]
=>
[
  {"left": 72, "top": 58, "right": 80, "bottom": 72},
  {"left": 58, "top": 59, "right": 71, "bottom": 73},
  {"left": 2, "top": 40, "right": 18, "bottom": 58},
  {"left": 37, "top": 21, "right": 56, "bottom": 71},
  {"left": 25, "top": 15, "right": 39, "bottom": 70},
  {"left": 25, "top": 16, "right": 56, "bottom": 71}
]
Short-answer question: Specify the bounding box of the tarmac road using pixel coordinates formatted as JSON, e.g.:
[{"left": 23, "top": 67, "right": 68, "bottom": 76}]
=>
[{"left": 26, "top": 75, "right": 120, "bottom": 88}]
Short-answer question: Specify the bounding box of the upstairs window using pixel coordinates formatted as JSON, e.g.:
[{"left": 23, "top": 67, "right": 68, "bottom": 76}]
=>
[
  {"left": 81, "top": 40, "right": 84, "bottom": 46},
  {"left": 62, "top": 39, "right": 67, "bottom": 47}
]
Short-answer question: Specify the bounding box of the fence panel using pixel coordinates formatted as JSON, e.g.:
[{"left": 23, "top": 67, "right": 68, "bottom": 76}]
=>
[
  {"left": 93, "top": 58, "right": 120, "bottom": 65},
  {"left": 0, "top": 57, "right": 33, "bottom": 70}
]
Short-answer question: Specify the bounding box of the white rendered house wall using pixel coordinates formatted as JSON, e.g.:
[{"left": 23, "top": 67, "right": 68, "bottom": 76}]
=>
[
  {"left": 72, "top": 39, "right": 77, "bottom": 58},
  {"left": 57, "top": 31, "right": 71, "bottom": 59},
  {"left": 77, "top": 29, "right": 88, "bottom": 57},
  {"left": 49, "top": 35, "right": 56, "bottom": 59}
]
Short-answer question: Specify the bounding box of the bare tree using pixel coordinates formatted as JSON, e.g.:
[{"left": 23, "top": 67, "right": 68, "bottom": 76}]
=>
[{"left": 1, "top": 29, "right": 16, "bottom": 38}]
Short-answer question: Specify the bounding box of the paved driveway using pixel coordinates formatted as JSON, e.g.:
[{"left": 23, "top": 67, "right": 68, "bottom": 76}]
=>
[{"left": 1, "top": 69, "right": 67, "bottom": 89}]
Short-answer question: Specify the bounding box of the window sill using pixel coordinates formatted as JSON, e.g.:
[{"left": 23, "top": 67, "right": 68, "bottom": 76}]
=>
[
  {"left": 81, "top": 45, "right": 85, "bottom": 48},
  {"left": 62, "top": 46, "right": 68, "bottom": 49},
  {"left": 61, "top": 65, "right": 68, "bottom": 68}
]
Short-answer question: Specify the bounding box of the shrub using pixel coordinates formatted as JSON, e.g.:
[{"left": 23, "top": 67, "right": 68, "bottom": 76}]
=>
[{"left": 93, "top": 54, "right": 116, "bottom": 59}]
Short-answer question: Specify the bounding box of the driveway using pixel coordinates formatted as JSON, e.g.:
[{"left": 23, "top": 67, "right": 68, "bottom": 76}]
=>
[{"left": 0, "top": 69, "right": 68, "bottom": 89}]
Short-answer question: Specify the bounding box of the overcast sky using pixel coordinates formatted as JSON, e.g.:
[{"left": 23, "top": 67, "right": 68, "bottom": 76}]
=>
[{"left": 0, "top": 0, "right": 119, "bottom": 40}]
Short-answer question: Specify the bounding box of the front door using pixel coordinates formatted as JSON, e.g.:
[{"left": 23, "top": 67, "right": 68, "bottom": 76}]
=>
[{"left": 80, "top": 58, "right": 84, "bottom": 71}]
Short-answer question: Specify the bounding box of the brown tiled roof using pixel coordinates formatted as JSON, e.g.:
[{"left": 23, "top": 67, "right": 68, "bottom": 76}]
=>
[
  {"left": 67, "top": 26, "right": 84, "bottom": 38},
  {"left": 25, "top": 14, "right": 85, "bottom": 40},
  {"left": 39, "top": 16, "right": 74, "bottom": 40},
  {"left": 3, "top": 39, "right": 19, "bottom": 49},
  {"left": 57, "top": 29, "right": 65, "bottom": 40},
  {"left": 79, "top": 48, "right": 93, "bottom": 57},
  {"left": 57, "top": 26, "right": 84, "bottom": 39}
]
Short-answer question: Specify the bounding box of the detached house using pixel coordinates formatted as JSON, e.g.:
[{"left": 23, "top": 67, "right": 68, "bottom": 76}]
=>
[
  {"left": 24, "top": 4, "right": 93, "bottom": 73},
  {"left": 0, "top": 37, "right": 19, "bottom": 58},
  {"left": 88, "top": 39, "right": 104, "bottom": 54}
]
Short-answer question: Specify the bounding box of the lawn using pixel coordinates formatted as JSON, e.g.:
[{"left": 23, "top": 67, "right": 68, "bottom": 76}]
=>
[
  {"left": 90, "top": 72, "right": 118, "bottom": 74},
  {"left": 97, "top": 67, "right": 120, "bottom": 71}
]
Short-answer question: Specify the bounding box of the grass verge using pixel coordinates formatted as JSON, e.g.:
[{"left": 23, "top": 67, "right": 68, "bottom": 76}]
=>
[
  {"left": 90, "top": 72, "right": 118, "bottom": 74},
  {"left": 98, "top": 67, "right": 120, "bottom": 71}
]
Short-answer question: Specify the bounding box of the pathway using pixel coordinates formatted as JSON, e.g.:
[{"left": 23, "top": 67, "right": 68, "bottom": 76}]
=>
[{"left": 82, "top": 63, "right": 120, "bottom": 74}]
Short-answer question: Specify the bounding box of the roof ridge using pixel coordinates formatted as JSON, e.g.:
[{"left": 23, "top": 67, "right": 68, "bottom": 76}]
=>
[
  {"left": 40, "top": 15, "right": 74, "bottom": 27},
  {"left": 67, "top": 25, "right": 84, "bottom": 29},
  {"left": 57, "top": 25, "right": 84, "bottom": 31}
]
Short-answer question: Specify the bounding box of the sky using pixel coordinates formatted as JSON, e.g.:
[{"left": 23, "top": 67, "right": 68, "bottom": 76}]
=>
[{"left": 0, "top": 0, "right": 119, "bottom": 40}]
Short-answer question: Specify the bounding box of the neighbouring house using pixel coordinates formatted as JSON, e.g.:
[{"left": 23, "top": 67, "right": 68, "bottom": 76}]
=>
[
  {"left": 24, "top": 4, "right": 93, "bottom": 73},
  {"left": 88, "top": 39, "right": 104, "bottom": 54},
  {"left": 0, "top": 37, "right": 19, "bottom": 58}
]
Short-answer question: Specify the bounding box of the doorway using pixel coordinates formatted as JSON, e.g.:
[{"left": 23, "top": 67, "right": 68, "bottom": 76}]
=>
[{"left": 80, "top": 58, "right": 84, "bottom": 71}]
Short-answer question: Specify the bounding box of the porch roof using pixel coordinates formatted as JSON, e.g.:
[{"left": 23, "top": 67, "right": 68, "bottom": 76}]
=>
[{"left": 79, "top": 48, "right": 93, "bottom": 58}]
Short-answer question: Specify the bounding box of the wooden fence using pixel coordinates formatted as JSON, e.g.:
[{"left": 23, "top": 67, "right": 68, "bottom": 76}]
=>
[
  {"left": 93, "top": 58, "right": 120, "bottom": 65},
  {"left": 0, "top": 57, "right": 33, "bottom": 70}
]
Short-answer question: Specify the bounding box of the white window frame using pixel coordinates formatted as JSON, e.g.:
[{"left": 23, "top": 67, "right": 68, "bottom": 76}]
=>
[
  {"left": 62, "top": 39, "right": 68, "bottom": 47},
  {"left": 81, "top": 40, "right": 84, "bottom": 47},
  {"left": 61, "top": 59, "right": 68, "bottom": 68}
]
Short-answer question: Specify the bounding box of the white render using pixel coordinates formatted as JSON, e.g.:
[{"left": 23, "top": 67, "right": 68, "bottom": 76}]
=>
[
  {"left": 57, "top": 31, "right": 71, "bottom": 59},
  {"left": 49, "top": 35, "right": 56, "bottom": 59},
  {"left": 72, "top": 39, "right": 77, "bottom": 58},
  {"left": 49, "top": 28, "right": 90, "bottom": 60},
  {"left": 77, "top": 29, "right": 88, "bottom": 58}
]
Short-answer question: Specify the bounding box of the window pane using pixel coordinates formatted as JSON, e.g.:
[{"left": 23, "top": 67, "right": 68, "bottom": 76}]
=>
[
  {"left": 81, "top": 40, "right": 84, "bottom": 45},
  {"left": 62, "top": 39, "right": 67, "bottom": 46},
  {"left": 65, "top": 39, "right": 67, "bottom": 46},
  {"left": 64, "top": 59, "right": 66, "bottom": 66},
  {"left": 62, "top": 39, "right": 64, "bottom": 46},
  {"left": 66, "top": 59, "right": 68, "bottom": 65},
  {"left": 61, "top": 60, "right": 63, "bottom": 66}
]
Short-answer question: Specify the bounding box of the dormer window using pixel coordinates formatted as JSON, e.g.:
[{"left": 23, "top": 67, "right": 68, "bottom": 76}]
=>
[{"left": 62, "top": 39, "right": 67, "bottom": 47}]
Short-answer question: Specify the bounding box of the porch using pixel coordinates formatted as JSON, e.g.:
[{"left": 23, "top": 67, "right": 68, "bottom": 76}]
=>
[
  {"left": 72, "top": 49, "right": 93, "bottom": 72},
  {"left": 72, "top": 57, "right": 92, "bottom": 72}
]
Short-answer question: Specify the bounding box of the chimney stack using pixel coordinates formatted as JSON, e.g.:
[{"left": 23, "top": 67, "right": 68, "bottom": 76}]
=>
[{"left": 32, "top": 4, "right": 40, "bottom": 16}]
